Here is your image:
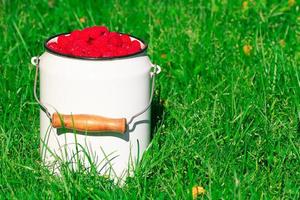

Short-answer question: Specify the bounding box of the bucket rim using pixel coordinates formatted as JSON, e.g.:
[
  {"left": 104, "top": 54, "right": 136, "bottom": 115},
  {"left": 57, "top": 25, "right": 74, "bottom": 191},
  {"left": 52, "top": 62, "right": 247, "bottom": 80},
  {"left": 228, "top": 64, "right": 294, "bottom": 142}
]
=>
[{"left": 44, "top": 32, "right": 148, "bottom": 60}]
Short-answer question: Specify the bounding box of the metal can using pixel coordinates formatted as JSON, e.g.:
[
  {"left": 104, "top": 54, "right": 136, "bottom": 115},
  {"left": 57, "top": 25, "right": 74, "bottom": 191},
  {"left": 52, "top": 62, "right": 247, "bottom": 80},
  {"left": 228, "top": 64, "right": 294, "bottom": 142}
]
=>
[{"left": 31, "top": 33, "right": 161, "bottom": 182}]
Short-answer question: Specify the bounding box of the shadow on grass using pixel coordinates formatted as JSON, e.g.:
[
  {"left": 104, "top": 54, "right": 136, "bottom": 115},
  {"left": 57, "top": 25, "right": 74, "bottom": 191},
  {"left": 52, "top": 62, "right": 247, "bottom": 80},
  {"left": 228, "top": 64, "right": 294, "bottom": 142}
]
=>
[{"left": 150, "top": 87, "right": 165, "bottom": 140}]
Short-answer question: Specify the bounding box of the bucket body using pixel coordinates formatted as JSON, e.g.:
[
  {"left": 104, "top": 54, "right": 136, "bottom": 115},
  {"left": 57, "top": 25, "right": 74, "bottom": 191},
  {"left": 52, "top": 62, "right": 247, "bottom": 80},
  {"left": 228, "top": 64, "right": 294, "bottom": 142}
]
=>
[{"left": 39, "top": 36, "right": 153, "bottom": 180}]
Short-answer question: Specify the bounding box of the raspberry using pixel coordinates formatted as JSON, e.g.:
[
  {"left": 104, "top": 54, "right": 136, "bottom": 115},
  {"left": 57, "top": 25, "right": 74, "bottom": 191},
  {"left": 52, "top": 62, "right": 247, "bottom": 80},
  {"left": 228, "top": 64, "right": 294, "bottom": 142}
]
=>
[
  {"left": 128, "top": 40, "right": 141, "bottom": 54},
  {"left": 80, "top": 30, "right": 92, "bottom": 42},
  {"left": 69, "top": 39, "right": 87, "bottom": 56},
  {"left": 98, "top": 45, "right": 108, "bottom": 55},
  {"left": 89, "top": 48, "right": 102, "bottom": 57},
  {"left": 57, "top": 35, "right": 71, "bottom": 49},
  {"left": 93, "top": 35, "right": 109, "bottom": 47},
  {"left": 92, "top": 26, "right": 109, "bottom": 36},
  {"left": 81, "top": 26, "right": 109, "bottom": 41},
  {"left": 116, "top": 47, "right": 128, "bottom": 56},
  {"left": 47, "top": 26, "right": 143, "bottom": 58},
  {"left": 108, "top": 32, "right": 122, "bottom": 47},
  {"left": 102, "top": 51, "right": 115, "bottom": 58},
  {"left": 121, "top": 34, "right": 131, "bottom": 45},
  {"left": 81, "top": 47, "right": 93, "bottom": 57},
  {"left": 70, "top": 30, "right": 81, "bottom": 40},
  {"left": 48, "top": 43, "right": 57, "bottom": 52},
  {"left": 131, "top": 40, "right": 141, "bottom": 49},
  {"left": 47, "top": 42, "right": 59, "bottom": 50}
]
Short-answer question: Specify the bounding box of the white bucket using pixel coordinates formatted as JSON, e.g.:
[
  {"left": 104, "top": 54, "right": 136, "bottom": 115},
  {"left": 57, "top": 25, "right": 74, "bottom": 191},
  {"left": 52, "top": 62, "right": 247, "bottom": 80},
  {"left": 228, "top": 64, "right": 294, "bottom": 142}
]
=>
[{"left": 31, "top": 33, "right": 161, "bottom": 182}]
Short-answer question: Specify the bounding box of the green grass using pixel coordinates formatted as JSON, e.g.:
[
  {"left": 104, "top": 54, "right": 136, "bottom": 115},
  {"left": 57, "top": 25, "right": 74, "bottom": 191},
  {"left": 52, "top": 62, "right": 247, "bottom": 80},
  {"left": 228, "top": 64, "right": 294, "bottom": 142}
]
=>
[{"left": 1, "top": 0, "right": 300, "bottom": 199}]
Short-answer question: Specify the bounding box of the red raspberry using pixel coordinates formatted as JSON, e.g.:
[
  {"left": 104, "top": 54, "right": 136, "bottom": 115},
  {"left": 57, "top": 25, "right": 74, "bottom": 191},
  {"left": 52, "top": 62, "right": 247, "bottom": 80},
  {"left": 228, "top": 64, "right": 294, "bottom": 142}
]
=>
[
  {"left": 108, "top": 32, "right": 122, "bottom": 47},
  {"left": 81, "top": 47, "right": 93, "bottom": 57},
  {"left": 48, "top": 42, "right": 67, "bottom": 54},
  {"left": 101, "top": 44, "right": 116, "bottom": 57},
  {"left": 116, "top": 47, "right": 128, "bottom": 56},
  {"left": 48, "top": 42, "right": 58, "bottom": 50},
  {"left": 47, "top": 26, "right": 144, "bottom": 58},
  {"left": 57, "top": 35, "right": 71, "bottom": 49},
  {"left": 121, "top": 34, "right": 131, "bottom": 45},
  {"left": 128, "top": 40, "right": 141, "bottom": 54},
  {"left": 80, "top": 30, "right": 92, "bottom": 42},
  {"left": 98, "top": 44, "right": 109, "bottom": 56},
  {"left": 81, "top": 26, "right": 109, "bottom": 41},
  {"left": 48, "top": 42, "right": 59, "bottom": 51},
  {"left": 89, "top": 48, "right": 102, "bottom": 57},
  {"left": 69, "top": 39, "right": 87, "bottom": 56},
  {"left": 131, "top": 40, "right": 141, "bottom": 49},
  {"left": 91, "top": 26, "right": 109, "bottom": 36},
  {"left": 93, "top": 35, "right": 109, "bottom": 47},
  {"left": 70, "top": 30, "right": 81, "bottom": 40},
  {"left": 102, "top": 51, "right": 114, "bottom": 58}
]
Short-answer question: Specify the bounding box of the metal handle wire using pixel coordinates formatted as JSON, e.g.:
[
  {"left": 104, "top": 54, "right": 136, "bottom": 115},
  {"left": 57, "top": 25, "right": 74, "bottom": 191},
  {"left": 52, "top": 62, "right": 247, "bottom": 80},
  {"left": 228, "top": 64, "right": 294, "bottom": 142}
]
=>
[
  {"left": 127, "top": 64, "right": 161, "bottom": 125},
  {"left": 31, "top": 56, "right": 161, "bottom": 125},
  {"left": 32, "top": 56, "right": 52, "bottom": 120}
]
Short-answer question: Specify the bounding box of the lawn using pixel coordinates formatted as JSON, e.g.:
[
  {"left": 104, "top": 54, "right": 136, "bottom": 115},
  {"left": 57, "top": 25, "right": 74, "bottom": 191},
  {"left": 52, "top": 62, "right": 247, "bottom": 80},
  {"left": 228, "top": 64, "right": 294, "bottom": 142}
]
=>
[{"left": 0, "top": 0, "right": 299, "bottom": 199}]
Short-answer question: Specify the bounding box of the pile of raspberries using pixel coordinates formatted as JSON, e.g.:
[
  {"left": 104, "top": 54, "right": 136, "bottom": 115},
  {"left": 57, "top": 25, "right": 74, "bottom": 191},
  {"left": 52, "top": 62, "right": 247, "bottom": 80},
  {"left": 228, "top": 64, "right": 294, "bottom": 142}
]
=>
[{"left": 47, "top": 26, "right": 142, "bottom": 58}]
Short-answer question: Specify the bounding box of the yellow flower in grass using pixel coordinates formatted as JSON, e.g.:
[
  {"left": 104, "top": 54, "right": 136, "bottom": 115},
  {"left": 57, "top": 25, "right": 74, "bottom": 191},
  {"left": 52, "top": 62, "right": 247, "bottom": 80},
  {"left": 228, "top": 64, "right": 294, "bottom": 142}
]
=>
[
  {"left": 279, "top": 39, "right": 286, "bottom": 48},
  {"left": 48, "top": 0, "right": 56, "bottom": 8},
  {"left": 161, "top": 53, "right": 167, "bottom": 59},
  {"left": 288, "top": 0, "right": 296, "bottom": 7},
  {"left": 243, "top": 44, "right": 252, "bottom": 56},
  {"left": 242, "top": 1, "right": 249, "bottom": 10},
  {"left": 80, "top": 17, "right": 86, "bottom": 23},
  {"left": 192, "top": 186, "right": 205, "bottom": 199}
]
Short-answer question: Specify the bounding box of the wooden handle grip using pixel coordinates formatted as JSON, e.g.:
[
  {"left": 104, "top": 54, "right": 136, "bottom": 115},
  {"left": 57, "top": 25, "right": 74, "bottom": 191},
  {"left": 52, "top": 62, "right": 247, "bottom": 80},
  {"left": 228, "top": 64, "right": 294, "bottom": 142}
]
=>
[{"left": 52, "top": 113, "right": 127, "bottom": 134}]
